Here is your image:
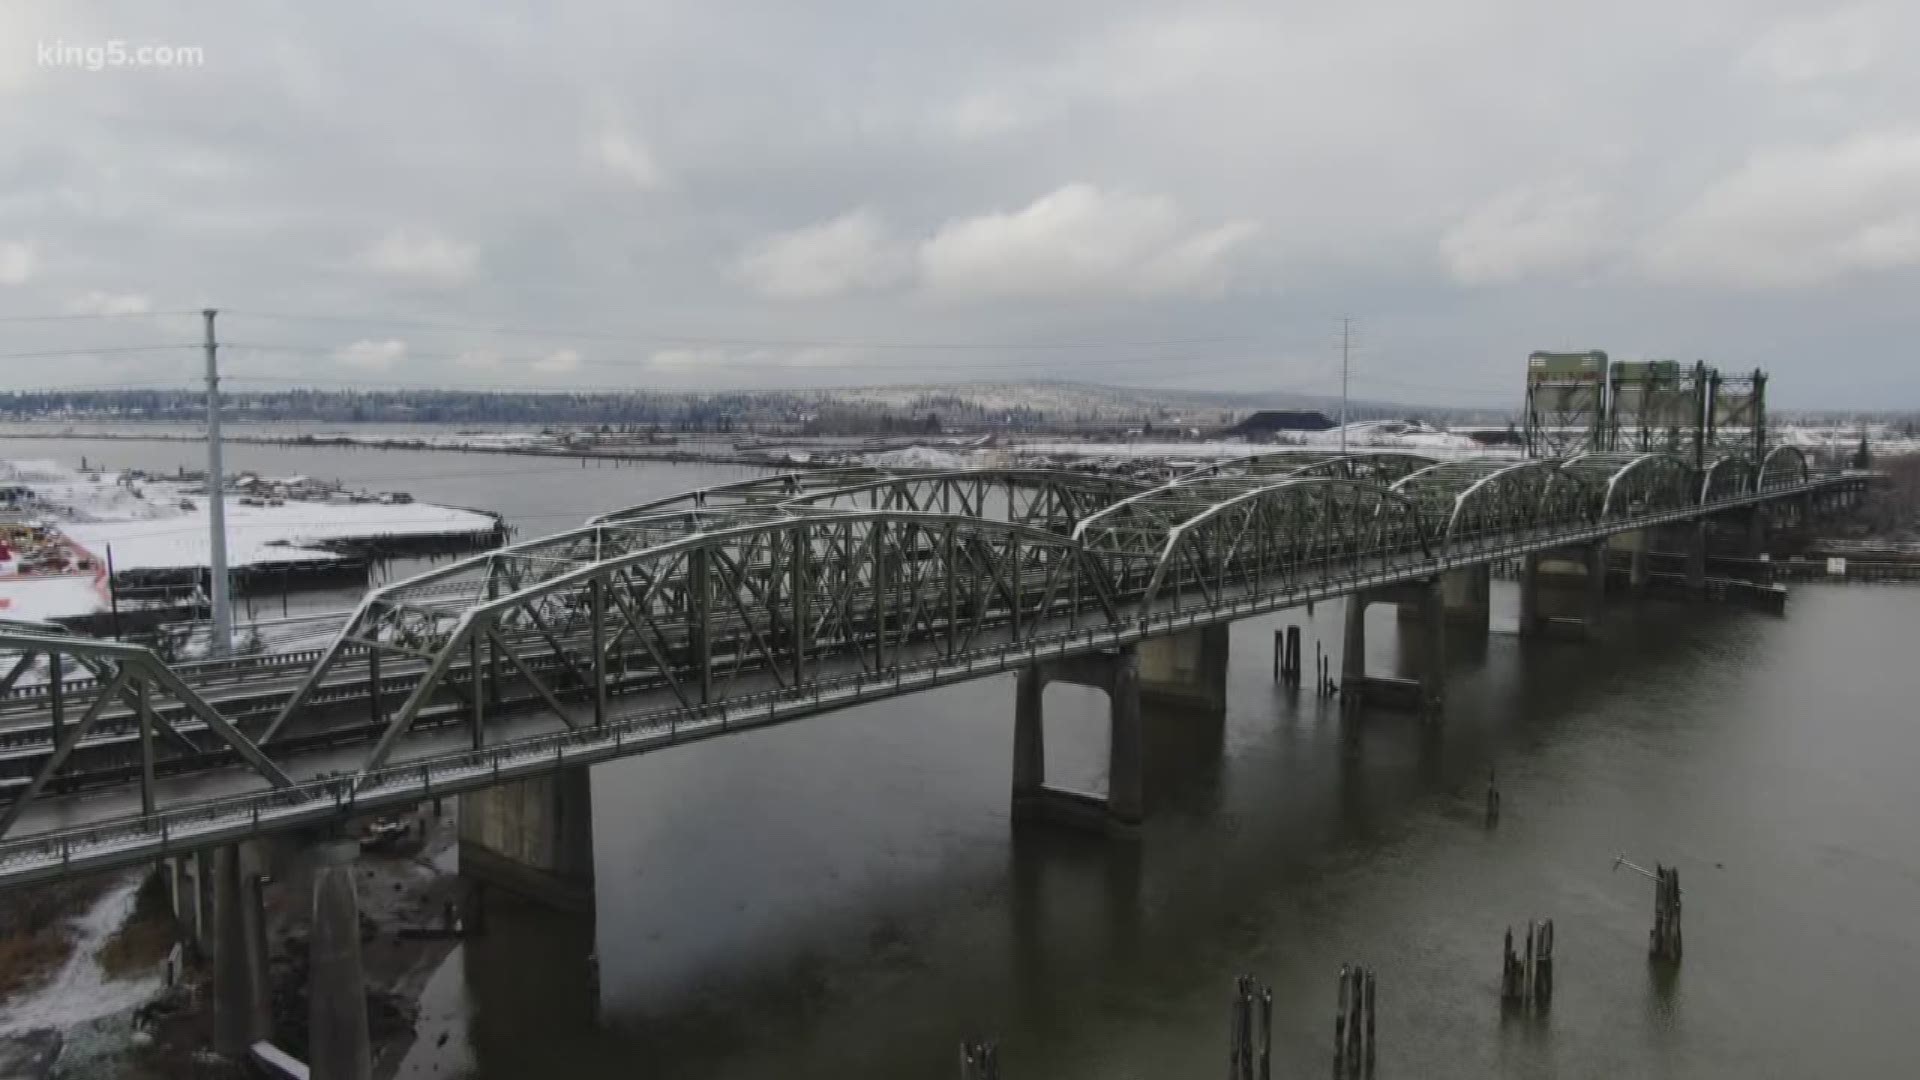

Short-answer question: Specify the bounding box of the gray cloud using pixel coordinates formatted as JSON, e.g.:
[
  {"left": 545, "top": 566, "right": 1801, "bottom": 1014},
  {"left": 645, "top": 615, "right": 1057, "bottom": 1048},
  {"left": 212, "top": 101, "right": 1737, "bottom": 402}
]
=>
[{"left": 1, "top": 0, "right": 1917, "bottom": 406}]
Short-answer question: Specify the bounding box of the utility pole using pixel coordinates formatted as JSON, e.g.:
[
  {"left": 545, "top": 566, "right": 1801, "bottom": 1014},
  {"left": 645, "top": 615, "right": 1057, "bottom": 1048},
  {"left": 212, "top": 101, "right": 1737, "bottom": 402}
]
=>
[
  {"left": 1339, "top": 316, "right": 1352, "bottom": 455},
  {"left": 204, "top": 308, "right": 232, "bottom": 656}
]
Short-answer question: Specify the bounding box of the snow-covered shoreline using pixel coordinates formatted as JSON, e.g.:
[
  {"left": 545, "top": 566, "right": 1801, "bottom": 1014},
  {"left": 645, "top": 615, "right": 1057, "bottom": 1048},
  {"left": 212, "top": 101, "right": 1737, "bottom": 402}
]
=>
[{"left": 1, "top": 459, "right": 500, "bottom": 623}]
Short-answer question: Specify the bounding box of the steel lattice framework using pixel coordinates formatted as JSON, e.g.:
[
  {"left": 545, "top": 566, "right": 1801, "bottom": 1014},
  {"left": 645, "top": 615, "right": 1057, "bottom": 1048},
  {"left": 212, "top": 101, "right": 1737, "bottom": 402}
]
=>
[
  {"left": 1392, "top": 459, "right": 1594, "bottom": 550},
  {"left": 0, "top": 450, "right": 1865, "bottom": 884},
  {"left": 1760, "top": 445, "right": 1808, "bottom": 491}
]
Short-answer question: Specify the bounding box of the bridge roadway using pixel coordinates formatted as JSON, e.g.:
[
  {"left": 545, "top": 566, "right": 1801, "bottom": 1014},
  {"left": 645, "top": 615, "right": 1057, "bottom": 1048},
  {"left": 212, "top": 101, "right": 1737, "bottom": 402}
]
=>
[{"left": 0, "top": 448, "right": 1862, "bottom": 886}]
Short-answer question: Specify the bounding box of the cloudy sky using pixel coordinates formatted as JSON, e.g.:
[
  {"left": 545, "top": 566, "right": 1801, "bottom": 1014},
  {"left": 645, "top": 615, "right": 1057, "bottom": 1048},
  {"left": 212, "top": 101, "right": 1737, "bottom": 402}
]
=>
[{"left": 2, "top": 0, "right": 1917, "bottom": 408}]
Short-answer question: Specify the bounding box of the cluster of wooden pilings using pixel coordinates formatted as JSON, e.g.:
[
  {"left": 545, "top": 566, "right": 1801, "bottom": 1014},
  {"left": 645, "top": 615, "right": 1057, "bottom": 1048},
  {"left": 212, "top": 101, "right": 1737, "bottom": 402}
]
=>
[
  {"left": 1274, "top": 623, "right": 1338, "bottom": 698},
  {"left": 1274, "top": 626, "right": 1303, "bottom": 687},
  {"left": 1501, "top": 919, "right": 1554, "bottom": 1014},
  {"left": 958, "top": 1038, "right": 1000, "bottom": 1079},
  {"left": 1649, "top": 864, "right": 1683, "bottom": 962},
  {"left": 1334, "top": 963, "right": 1377, "bottom": 1078},
  {"left": 1228, "top": 974, "right": 1274, "bottom": 1080}
]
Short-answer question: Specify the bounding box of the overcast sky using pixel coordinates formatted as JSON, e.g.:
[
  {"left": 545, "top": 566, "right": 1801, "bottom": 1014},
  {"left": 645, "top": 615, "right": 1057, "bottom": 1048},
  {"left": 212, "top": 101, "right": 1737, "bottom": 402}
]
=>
[{"left": 2, "top": 1, "right": 1917, "bottom": 408}]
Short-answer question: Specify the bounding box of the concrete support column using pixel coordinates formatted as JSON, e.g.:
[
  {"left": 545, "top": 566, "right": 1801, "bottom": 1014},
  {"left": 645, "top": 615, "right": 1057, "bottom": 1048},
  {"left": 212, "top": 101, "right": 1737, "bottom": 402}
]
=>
[
  {"left": 1518, "top": 553, "right": 1544, "bottom": 638},
  {"left": 1342, "top": 584, "right": 1444, "bottom": 717},
  {"left": 1583, "top": 540, "right": 1607, "bottom": 629},
  {"left": 1438, "top": 565, "right": 1491, "bottom": 633},
  {"left": 1522, "top": 546, "right": 1604, "bottom": 638},
  {"left": 1106, "top": 647, "right": 1144, "bottom": 828},
  {"left": 1135, "top": 623, "right": 1228, "bottom": 713},
  {"left": 213, "top": 844, "right": 269, "bottom": 1057},
  {"left": 1415, "top": 584, "right": 1446, "bottom": 711},
  {"left": 309, "top": 839, "right": 372, "bottom": 1080},
  {"left": 1341, "top": 594, "right": 1368, "bottom": 688},
  {"left": 460, "top": 766, "right": 597, "bottom": 912},
  {"left": 1009, "top": 648, "right": 1145, "bottom": 835},
  {"left": 1684, "top": 522, "right": 1707, "bottom": 593},
  {"left": 1610, "top": 529, "right": 1649, "bottom": 594},
  {"left": 191, "top": 849, "right": 214, "bottom": 959},
  {"left": 1744, "top": 508, "right": 1769, "bottom": 559},
  {"left": 1011, "top": 665, "right": 1045, "bottom": 806}
]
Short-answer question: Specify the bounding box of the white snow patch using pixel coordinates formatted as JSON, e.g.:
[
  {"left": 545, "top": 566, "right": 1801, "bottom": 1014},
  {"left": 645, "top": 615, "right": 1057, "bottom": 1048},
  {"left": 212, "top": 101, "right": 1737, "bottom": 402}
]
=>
[
  {"left": 0, "top": 574, "right": 107, "bottom": 621},
  {"left": 0, "top": 874, "right": 163, "bottom": 1036},
  {"left": 862, "top": 446, "right": 984, "bottom": 470},
  {"left": 4, "top": 458, "right": 498, "bottom": 576}
]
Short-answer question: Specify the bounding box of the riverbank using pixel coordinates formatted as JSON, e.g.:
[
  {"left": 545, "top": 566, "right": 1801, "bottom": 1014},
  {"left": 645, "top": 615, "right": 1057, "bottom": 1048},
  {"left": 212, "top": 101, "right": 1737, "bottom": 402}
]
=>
[{"left": 0, "top": 807, "right": 467, "bottom": 1079}]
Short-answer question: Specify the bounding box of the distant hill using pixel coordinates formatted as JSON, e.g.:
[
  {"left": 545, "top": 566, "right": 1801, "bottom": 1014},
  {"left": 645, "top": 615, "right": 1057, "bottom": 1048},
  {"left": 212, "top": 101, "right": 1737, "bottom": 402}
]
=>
[{"left": 0, "top": 381, "right": 1511, "bottom": 430}]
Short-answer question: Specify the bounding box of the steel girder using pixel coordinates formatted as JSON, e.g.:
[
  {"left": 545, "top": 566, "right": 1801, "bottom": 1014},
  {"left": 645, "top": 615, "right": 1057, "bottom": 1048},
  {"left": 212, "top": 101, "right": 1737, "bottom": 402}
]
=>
[
  {"left": 1075, "top": 476, "right": 1429, "bottom": 616},
  {"left": 589, "top": 467, "right": 899, "bottom": 521},
  {"left": 778, "top": 469, "right": 1149, "bottom": 534},
  {"left": 1392, "top": 458, "right": 1593, "bottom": 550},
  {"left": 1075, "top": 452, "right": 1431, "bottom": 561},
  {"left": 1181, "top": 449, "right": 1438, "bottom": 485},
  {"left": 258, "top": 504, "right": 822, "bottom": 744},
  {"left": 1759, "top": 445, "right": 1809, "bottom": 491},
  {"left": 0, "top": 630, "right": 293, "bottom": 839},
  {"left": 1561, "top": 452, "right": 1698, "bottom": 518},
  {"left": 1700, "top": 456, "right": 1758, "bottom": 503},
  {"left": 348, "top": 510, "right": 1123, "bottom": 776}
]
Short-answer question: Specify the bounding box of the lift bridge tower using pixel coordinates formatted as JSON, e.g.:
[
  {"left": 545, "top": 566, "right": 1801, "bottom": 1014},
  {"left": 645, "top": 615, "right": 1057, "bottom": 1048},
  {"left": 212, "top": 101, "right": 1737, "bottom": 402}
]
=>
[{"left": 1525, "top": 351, "right": 1767, "bottom": 466}]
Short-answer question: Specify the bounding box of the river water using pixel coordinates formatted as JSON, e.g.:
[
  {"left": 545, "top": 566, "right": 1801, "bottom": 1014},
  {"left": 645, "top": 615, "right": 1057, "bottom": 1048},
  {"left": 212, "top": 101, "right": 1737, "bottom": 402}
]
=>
[{"left": 10, "top": 435, "right": 1919, "bottom": 1079}]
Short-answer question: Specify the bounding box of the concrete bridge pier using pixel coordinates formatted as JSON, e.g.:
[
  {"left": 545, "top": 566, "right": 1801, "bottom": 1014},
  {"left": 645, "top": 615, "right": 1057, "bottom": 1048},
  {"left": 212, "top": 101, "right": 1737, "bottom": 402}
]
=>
[
  {"left": 212, "top": 842, "right": 272, "bottom": 1057},
  {"left": 1742, "top": 507, "right": 1770, "bottom": 560},
  {"left": 1519, "top": 541, "right": 1607, "bottom": 638},
  {"left": 1010, "top": 646, "right": 1144, "bottom": 835},
  {"left": 1135, "top": 624, "right": 1229, "bottom": 714},
  {"left": 1437, "top": 566, "right": 1491, "bottom": 633},
  {"left": 163, "top": 851, "right": 213, "bottom": 959},
  {"left": 459, "top": 767, "right": 597, "bottom": 912},
  {"left": 1683, "top": 522, "right": 1708, "bottom": 592},
  {"left": 1610, "top": 530, "right": 1651, "bottom": 594},
  {"left": 309, "top": 838, "right": 373, "bottom": 1080},
  {"left": 1341, "top": 581, "right": 1444, "bottom": 717}
]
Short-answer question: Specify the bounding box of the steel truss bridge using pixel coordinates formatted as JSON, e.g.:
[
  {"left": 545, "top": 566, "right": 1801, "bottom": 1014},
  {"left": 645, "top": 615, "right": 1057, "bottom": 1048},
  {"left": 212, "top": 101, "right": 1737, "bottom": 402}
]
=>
[{"left": 0, "top": 446, "right": 1860, "bottom": 886}]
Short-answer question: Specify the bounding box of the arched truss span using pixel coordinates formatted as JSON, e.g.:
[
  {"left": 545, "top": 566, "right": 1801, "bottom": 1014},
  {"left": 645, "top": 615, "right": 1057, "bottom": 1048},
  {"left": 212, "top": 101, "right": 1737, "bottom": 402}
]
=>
[
  {"left": 778, "top": 469, "right": 1149, "bottom": 534},
  {"left": 1182, "top": 449, "right": 1438, "bottom": 485},
  {"left": 589, "top": 467, "right": 899, "bottom": 522},
  {"left": 1760, "top": 445, "right": 1809, "bottom": 491},
  {"left": 1701, "top": 456, "right": 1758, "bottom": 504},
  {"left": 258, "top": 503, "right": 821, "bottom": 743},
  {"left": 1392, "top": 458, "right": 1593, "bottom": 550},
  {"left": 289, "top": 511, "right": 1126, "bottom": 774},
  {"left": 1561, "top": 452, "right": 1698, "bottom": 518},
  {"left": 1077, "top": 477, "right": 1428, "bottom": 617}
]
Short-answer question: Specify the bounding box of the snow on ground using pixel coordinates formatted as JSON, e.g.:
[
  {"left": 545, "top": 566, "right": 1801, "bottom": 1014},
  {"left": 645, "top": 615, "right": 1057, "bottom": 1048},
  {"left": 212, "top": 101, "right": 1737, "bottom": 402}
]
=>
[
  {"left": 61, "top": 497, "right": 496, "bottom": 573},
  {"left": 0, "top": 573, "right": 108, "bottom": 622},
  {"left": 4, "top": 459, "right": 498, "bottom": 575},
  {"left": 0, "top": 874, "right": 163, "bottom": 1037},
  {"left": 1, "top": 458, "right": 497, "bottom": 620},
  {"left": 863, "top": 446, "right": 983, "bottom": 469},
  {"left": 996, "top": 427, "right": 1507, "bottom": 462}
]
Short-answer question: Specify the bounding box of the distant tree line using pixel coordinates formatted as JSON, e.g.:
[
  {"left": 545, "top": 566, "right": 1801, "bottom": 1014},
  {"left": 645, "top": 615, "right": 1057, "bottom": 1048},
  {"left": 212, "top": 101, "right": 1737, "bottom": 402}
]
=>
[{"left": 0, "top": 388, "right": 1057, "bottom": 432}]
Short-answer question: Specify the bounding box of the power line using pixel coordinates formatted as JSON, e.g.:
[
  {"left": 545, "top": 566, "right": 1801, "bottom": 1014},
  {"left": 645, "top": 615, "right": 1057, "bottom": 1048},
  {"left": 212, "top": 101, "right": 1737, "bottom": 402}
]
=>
[
  {"left": 217, "top": 340, "right": 1257, "bottom": 371},
  {"left": 0, "top": 310, "right": 200, "bottom": 324},
  {"left": 0, "top": 344, "right": 197, "bottom": 361},
  {"left": 222, "top": 309, "right": 1267, "bottom": 352}
]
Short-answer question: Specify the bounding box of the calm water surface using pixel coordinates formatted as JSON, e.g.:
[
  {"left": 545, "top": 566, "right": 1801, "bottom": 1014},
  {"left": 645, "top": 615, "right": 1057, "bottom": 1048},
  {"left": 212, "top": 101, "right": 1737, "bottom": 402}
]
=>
[{"left": 10, "top": 434, "right": 1918, "bottom": 1078}]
